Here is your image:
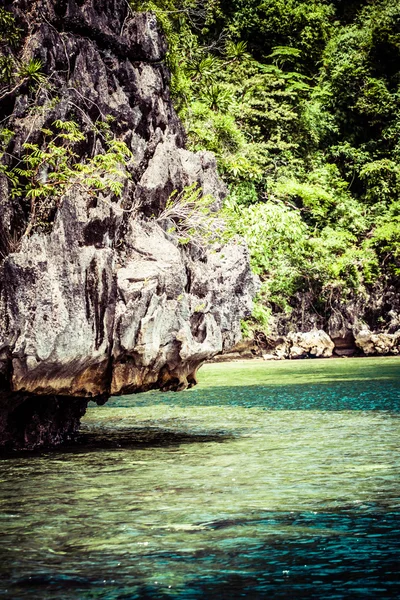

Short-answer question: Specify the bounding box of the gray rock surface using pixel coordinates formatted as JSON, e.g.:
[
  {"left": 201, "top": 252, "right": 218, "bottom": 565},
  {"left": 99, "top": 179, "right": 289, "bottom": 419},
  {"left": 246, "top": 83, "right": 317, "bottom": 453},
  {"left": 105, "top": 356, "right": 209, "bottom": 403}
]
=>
[
  {"left": 287, "top": 330, "right": 335, "bottom": 359},
  {"left": 0, "top": 0, "right": 256, "bottom": 448},
  {"left": 355, "top": 329, "right": 400, "bottom": 356}
]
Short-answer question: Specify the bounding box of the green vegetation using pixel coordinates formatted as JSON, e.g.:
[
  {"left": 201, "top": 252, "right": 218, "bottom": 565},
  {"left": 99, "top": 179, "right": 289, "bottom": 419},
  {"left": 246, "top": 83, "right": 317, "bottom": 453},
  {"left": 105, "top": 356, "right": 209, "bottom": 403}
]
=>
[
  {"left": 130, "top": 0, "right": 400, "bottom": 333},
  {"left": 1, "top": 119, "right": 132, "bottom": 240},
  {"left": 0, "top": 9, "right": 132, "bottom": 248},
  {"left": 0, "top": 8, "right": 46, "bottom": 98},
  {"left": 1, "top": 3, "right": 399, "bottom": 332},
  {"left": 157, "top": 183, "right": 227, "bottom": 250}
]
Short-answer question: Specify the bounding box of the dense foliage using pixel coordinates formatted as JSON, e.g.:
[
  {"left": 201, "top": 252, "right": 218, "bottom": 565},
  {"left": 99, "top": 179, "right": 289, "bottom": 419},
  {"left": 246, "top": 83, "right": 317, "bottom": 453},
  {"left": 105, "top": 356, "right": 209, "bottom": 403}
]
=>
[
  {"left": 130, "top": 0, "right": 400, "bottom": 333},
  {"left": 1, "top": 3, "right": 399, "bottom": 334}
]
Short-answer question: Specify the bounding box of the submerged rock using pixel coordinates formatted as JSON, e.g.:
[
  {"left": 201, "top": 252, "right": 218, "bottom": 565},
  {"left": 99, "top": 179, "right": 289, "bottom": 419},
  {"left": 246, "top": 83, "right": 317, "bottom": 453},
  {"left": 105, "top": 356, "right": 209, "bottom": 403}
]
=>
[{"left": 0, "top": 0, "right": 255, "bottom": 448}]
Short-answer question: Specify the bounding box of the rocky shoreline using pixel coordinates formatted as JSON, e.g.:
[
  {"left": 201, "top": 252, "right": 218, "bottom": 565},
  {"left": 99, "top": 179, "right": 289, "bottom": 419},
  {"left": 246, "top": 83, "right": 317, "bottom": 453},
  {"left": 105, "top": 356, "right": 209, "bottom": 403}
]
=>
[
  {"left": 214, "top": 326, "right": 400, "bottom": 362},
  {"left": 229, "top": 280, "right": 400, "bottom": 362}
]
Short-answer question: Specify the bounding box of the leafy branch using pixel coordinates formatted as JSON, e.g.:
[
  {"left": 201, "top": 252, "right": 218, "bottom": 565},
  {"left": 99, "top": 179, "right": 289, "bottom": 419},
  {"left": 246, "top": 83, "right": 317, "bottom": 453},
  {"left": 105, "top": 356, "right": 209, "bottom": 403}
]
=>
[
  {"left": 157, "top": 182, "right": 228, "bottom": 250},
  {"left": 1, "top": 120, "right": 133, "bottom": 240}
]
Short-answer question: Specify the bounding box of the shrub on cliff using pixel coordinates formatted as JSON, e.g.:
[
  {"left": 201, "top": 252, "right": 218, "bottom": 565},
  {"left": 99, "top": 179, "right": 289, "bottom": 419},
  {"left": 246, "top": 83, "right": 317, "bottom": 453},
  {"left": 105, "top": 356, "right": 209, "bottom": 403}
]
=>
[{"left": 1, "top": 119, "right": 132, "bottom": 242}]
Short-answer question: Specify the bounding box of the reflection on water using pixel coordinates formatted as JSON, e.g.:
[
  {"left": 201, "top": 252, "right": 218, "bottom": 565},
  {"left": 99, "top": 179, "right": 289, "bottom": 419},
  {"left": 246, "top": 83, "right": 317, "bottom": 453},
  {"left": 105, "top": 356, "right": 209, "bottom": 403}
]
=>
[{"left": 0, "top": 357, "right": 399, "bottom": 599}]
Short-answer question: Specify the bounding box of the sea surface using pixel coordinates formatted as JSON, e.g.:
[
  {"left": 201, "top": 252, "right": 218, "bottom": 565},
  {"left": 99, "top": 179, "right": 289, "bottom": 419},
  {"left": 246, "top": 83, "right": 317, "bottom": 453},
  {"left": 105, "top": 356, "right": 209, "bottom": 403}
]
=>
[{"left": 0, "top": 357, "right": 399, "bottom": 599}]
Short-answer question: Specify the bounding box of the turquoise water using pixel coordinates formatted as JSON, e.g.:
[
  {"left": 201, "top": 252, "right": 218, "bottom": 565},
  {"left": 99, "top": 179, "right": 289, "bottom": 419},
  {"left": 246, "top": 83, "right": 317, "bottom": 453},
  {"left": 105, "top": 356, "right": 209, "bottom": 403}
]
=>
[{"left": 0, "top": 357, "right": 399, "bottom": 599}]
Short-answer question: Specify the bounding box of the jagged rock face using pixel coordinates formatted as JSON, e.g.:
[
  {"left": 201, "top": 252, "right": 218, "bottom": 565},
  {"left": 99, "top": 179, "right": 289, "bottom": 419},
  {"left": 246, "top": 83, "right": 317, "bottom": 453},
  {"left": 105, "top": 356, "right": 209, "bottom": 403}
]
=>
[{"left": 0, "top": 0, "right": 256, "bottom": 448}]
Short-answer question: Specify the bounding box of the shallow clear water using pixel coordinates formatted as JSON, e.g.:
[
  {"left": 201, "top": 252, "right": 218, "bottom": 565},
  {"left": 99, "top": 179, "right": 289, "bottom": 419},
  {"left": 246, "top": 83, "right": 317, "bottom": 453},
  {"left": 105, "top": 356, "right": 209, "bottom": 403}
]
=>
[{"left": 1, "top": 357, "right": 399, "bottom": 599}]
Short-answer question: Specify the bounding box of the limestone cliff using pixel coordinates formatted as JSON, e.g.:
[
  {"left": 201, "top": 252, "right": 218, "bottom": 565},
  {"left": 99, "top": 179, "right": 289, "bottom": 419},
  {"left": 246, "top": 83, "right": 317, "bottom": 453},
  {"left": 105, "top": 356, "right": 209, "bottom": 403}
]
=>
[{"left": 0, "top": 0, "right": 256, "bottom": 449}]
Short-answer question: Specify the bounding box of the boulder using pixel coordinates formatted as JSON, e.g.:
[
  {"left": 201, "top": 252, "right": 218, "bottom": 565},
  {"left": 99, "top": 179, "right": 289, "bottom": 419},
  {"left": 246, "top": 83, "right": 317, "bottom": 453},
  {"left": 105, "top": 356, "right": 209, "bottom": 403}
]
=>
[
  {"left": 355, "top": 329, "right": 400, "bottom": 355},
  {"left": 262, "top": 354, "right": 282, "bottom": 361},
  {"left": 287, "top": 329, "right": 335, "bottom": 359}
]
